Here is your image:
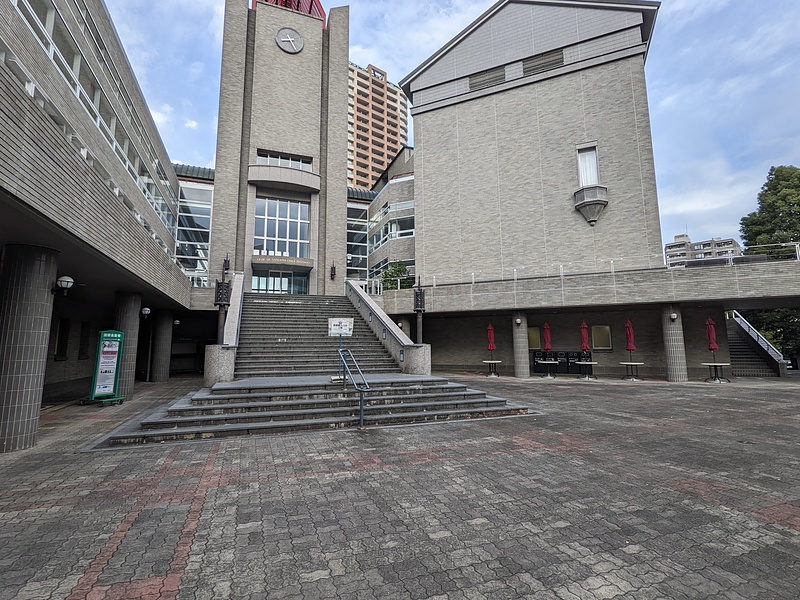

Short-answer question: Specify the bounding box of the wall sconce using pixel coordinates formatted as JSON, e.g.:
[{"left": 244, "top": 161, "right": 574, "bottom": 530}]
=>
[
  {"left": 173, "top": 319, "right": 181, "bottom": 327},
  {"left": 382, "top": 328, "right": 386, "bottom": 340},
  {"left": 515, "top": 318, "right": 522, "bottom": 326},
  {"left": 669, "top": 313, "right": 678, "bottom": 322},
  {"left": 141, "top": 307, "right": 151, "bottom": 319},
  {"left": 330, "top": 263, "right": 336, "bottom": 280},
  {"left": 52, "top": 275, "right": 74, "bottom": 296},
  {"left": 397, "top": 322, "right": 403, "bottom": 329}
]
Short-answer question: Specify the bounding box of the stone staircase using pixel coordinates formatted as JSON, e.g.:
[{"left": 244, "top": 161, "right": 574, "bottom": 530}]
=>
[
  {"left": 235, "top": 294, "right": 400, "bottom": 377},
  {"left": 105, "top": 374, "right": 529, "bottom": 445},
  {"left": 726, "top": 320, "right": 778, "bottom": 377}
]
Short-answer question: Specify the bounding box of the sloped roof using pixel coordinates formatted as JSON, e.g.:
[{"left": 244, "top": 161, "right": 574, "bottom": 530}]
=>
[
  {"left": 173, "top": 163, "right": 216, "bottom": 182},
  {"left": 400, "top": 0, "right": 660, "bottom": 96}
]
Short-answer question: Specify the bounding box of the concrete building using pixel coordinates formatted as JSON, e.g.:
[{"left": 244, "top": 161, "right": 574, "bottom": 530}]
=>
[
  {"left": 211, "top": 0, "right": 349, "bottom": 296},
  {"left": 347, "top": 63, "right": 409, "bottom": 189},
  {"left": 0, "top": 0, "right": 192, "bottom": 451},
  {"left": 401, "top": 0, "right": 663, "bottom": 285},
  {"left": 665, "top": 233, "right": 743, "bottom": 267}
]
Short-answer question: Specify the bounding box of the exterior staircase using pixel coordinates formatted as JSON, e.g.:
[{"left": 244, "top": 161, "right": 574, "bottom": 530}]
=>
[
  {"left": 726, "top": 319, "right": 778, "bottom": 377},
  {"left": 234, "top": 294, "right": 400, "bottom": 377},
  {"left": 105, "top": 374, "right": 529, "bottom": 445}
]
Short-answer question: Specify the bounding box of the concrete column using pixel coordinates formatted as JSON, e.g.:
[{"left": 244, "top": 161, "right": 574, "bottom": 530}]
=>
[
  {"left": 511, "top": 312, "right": 530, "bottom": 378},
  {"left": 0, "top": 244, "right": 59, "bottom": 452},
  {"left": 114, "top": 292, "right": 142, "bottom": 401},
  {"left": 662, "top": 304, "right": 688, "bottom": 382},
  {"left": 150, "top": 311, "right": 174, "bottom": 382}
]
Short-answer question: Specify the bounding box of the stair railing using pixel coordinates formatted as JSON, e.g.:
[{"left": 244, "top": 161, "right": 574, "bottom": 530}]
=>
[
  {"left": 338, "top": 349, "right": 371, "bottom": 428},
  {"left": 726, "top": 310, "right": 783, "bottom": 362}
]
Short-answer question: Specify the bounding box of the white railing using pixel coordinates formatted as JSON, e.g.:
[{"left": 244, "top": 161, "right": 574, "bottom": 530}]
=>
[{"left": 726, "top": 310, "right": 783, "bottom": 363}]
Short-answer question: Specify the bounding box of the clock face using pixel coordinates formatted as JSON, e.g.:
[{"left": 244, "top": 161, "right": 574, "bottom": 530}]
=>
[{"left": 275, "top": 27, "right": 304, "bottom": 54}]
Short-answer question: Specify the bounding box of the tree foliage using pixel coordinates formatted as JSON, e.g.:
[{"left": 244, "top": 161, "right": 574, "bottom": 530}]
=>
[
  {"left": 740, "top": 165, "right": 800, "bottom": 246},
  {"left": 380, "top": 261, "right": 414, "bottom": 290},
  {"left": 739, "top": 165, "right": 800, "bottom": 361}
]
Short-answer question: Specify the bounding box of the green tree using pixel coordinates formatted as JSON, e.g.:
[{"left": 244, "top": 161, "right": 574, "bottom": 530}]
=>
[
  {"left": 740, "top": 165, "right": 800, "bottom": 247},
  {"left": 739, "top": 165, "right": 800, "bottom": 365},
  {"left": 380, "top": 261, "right": 414, "bottom": 290}
]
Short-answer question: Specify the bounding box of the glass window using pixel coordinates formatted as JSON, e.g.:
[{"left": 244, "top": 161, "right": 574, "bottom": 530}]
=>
[
  {"left": 578, "top": 147, "right": 599, "bottom": 187},
  {"left": 591, "top": 326, "right": 612, "bottom": 350},
  {"left": 527, "top": 327, "right": 541, "bottom": 350},
  {"left": 254, "top": 197, "right": 310, "bottom": 259}
]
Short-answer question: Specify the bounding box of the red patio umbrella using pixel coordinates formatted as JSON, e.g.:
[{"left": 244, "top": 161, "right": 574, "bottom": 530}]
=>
[
  {"left": 580, "top": 322, "right": 590, "bottom": 353},
  {"left": 487, "top": 324, "right": 496, "bottom": 359},
  {"left": 625, "top": 320, "right": 636, "bottom": 360},
  {"left": 543, "top": 322, "right": 552, "bottom": 352},
  {"left": 706, "top": 317, "right": 718, "bottom": 361}
]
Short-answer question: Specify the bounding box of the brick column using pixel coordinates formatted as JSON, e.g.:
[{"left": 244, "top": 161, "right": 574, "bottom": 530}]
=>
[
  {"left": 150, "top": 311, "right": 174, "bottom": 382},
  {"left": 0, "top": 244, "right": 59, "bottom": 452},
  {"left": 662, "top": 305, "right": 688, "bottom": 382},
  {"left": 114, "top": 292, "right": 142, "bottom": 401},
  {"left": 511, "top": 312, "right": 530, "bottom": 378}
]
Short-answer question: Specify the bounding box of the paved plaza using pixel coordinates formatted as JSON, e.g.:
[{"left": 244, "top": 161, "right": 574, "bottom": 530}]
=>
[{"left": 1, "top": 373, "right": 798, "bottom": 599}]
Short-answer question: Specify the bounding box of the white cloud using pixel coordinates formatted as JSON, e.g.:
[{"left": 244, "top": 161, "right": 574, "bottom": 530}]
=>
[
  {"left": 184, "top": 120, "right": 199, "bottom": 130},
  {"left": 150, "top": 104, "right": 174, "bottom": 128},
  {"left": 659, "top": 0, "right": 730, "bottom": 29}
]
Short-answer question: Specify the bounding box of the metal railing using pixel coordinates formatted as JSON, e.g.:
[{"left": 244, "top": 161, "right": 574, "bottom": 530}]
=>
[
  {"left": 726, "top": 310, "right": 784, "bottom": 363},
  {"left": 337, "top": 349, "right": 371, "bottom": 428}
]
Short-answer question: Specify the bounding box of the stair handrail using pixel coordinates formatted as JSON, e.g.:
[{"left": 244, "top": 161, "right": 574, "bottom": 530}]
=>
[
  {"left": 726, "top": 310, "right": 783, "bottom": 362},
  {"left": 338, "top": 349, "right": 370, "bottom": 427}
]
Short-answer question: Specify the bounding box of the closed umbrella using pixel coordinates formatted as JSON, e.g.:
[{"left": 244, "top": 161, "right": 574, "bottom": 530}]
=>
[
  {"left": 625, "top": 320, "right": 636, "bottom": 360},
  {"left": 543, "top": 322, "right": 552, "bottom": 353},
  {"left": 580, "top": 322, "right": 590, "bottom": 353},
  {"left": 706, "top": 317, "right": 718, "bottom": 361},
  {"left": 487, "top": 324, "right": 496, "bottom": 359}
]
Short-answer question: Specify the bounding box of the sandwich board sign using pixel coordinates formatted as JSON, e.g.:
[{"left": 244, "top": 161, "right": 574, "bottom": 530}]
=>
[{"left": 88, "top": 330, "right": 125, "bottom": 405}]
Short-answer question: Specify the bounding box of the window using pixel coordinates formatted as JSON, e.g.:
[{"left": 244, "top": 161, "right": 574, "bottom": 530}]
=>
[
  {"left": 578, "top": 147, "right": 599, "bottom": 187},
  {"left": 253, "top": 197, "right": 310, "bottom": 259},
  {"left": 78, "top": 321, "right": 91, "bottom": 360},
  {"left": 527, "top": 327, "right": 541, "bottom": 350},
  {"left": 255, "top": 151, "right": 312, "bottom": 172},
  {"left": 591, "top": 325, "right": 612, "bottom": 350},
  {"left": 55, "top": 318, "right": 70, "bottom": 361}
]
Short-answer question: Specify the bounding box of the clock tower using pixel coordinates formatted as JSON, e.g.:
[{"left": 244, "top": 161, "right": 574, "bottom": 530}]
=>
[{"left": 212, "top": 0, "right": 349, "bottom": 295}]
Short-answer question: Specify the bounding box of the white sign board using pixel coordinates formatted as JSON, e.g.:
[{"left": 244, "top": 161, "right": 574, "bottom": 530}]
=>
[{"left": 328, "top": 318, "right": 354, "bottom": 337}]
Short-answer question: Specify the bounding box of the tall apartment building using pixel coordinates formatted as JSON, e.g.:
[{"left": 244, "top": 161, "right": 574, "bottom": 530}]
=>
[
  {"left": 665, "top": 234, "right": 743, "bottom": 267},
  {"left": 347, "top": 63, "right": 409, "bottom": 189}
]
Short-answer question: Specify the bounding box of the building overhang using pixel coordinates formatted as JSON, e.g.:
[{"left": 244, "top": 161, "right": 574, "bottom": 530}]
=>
[
  {"left": 376, "top": 262, "right": 800, "bottom": 315},
  {"left": 248, "top": 165, "right": 321, "bottom": 193}
]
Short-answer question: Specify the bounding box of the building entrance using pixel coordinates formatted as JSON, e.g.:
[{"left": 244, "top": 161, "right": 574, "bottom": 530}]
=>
[{"left": 252, "top": 272, "right": 309, "bottom": 295}]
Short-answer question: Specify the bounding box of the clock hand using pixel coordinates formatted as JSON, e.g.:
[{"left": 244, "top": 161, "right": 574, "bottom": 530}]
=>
[{"left": 282, "top": 35, "right": 297, "bottom": 51}]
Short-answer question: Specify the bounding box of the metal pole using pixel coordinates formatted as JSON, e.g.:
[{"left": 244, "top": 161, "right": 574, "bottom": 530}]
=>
[
  {"left": 146, "top": 320, "right": 153, "bottom": 382},
  {"left": 359, "top": 390, "right": 364, "bottom": 428}
]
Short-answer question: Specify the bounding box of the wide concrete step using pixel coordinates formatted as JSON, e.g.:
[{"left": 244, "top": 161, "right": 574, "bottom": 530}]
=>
[{"left": 144, "top": 396, "right": 505, "bottom": 429}]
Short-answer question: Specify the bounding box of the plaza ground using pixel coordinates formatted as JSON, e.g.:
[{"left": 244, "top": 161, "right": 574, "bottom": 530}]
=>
[{"left": 1, "top": 372, "right": 798, "bottom": 599}]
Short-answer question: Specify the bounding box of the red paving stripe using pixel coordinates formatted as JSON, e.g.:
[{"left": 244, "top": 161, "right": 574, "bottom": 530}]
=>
[{"left": 162, "top": 444, "right": 221, "bottom": 600}]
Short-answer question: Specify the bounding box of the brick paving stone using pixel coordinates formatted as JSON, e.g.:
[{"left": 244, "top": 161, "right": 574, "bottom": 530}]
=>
[{"left": 1, "top": 374, "right": 799, "bottom": 599}]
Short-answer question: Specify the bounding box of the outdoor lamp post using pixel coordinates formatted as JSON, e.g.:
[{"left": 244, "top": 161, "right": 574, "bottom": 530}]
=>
[
  {"left": 414, "top": 277, "right": 425, "bottom": 343},
  {"left": 52, "top": 275, "right": 75, "bottom": 296},
  {"left": 214, "top": 256, "right": 231, "bottom": 345}
]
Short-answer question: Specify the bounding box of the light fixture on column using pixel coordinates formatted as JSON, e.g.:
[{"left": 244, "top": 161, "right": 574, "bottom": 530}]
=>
[
  {"left": 515, "top": 318, "right": 522, "bottom": 326},
  {"left": 141, "top": 307, "right": 151, "bottom": 319},
  {"left": 670, "top": 313, "right": 678, "bottom": 322},
  {"left": 173, "top": 319, "right": 181, "bottom": 327},
  {"left": 330, "top": 262, "right": 336, "bottom": 280},
  {"left": 51, "top": 275, "right": 74, "bottom": 296}
]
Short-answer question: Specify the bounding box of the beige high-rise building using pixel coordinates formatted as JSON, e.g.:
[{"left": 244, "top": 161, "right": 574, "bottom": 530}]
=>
[{"left": 347, "top": 63, "right": 409, "bottom": 189}]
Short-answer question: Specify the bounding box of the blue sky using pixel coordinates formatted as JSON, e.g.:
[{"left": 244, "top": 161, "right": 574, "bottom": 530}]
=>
[{"left": 105, "top": 0, "right": 800, "bottom": 246}]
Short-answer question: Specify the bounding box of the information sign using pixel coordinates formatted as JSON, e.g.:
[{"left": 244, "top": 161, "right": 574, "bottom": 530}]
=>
[
  {"left": 328, "top": 318, "right": 354, "bottom": 337},
  {"left": 89, "top": 330, "right": 125, "bottom": 405}
]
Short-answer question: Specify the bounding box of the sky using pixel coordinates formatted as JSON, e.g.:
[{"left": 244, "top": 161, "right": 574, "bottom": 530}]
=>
[{"left": 104, "top": 0, "right": 800, "bottom": 247}]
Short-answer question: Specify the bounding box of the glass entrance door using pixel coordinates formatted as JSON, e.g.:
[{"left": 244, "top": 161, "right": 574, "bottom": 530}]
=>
[{"left": 252, "top": 271, "right": 309, "bottom": 295}]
